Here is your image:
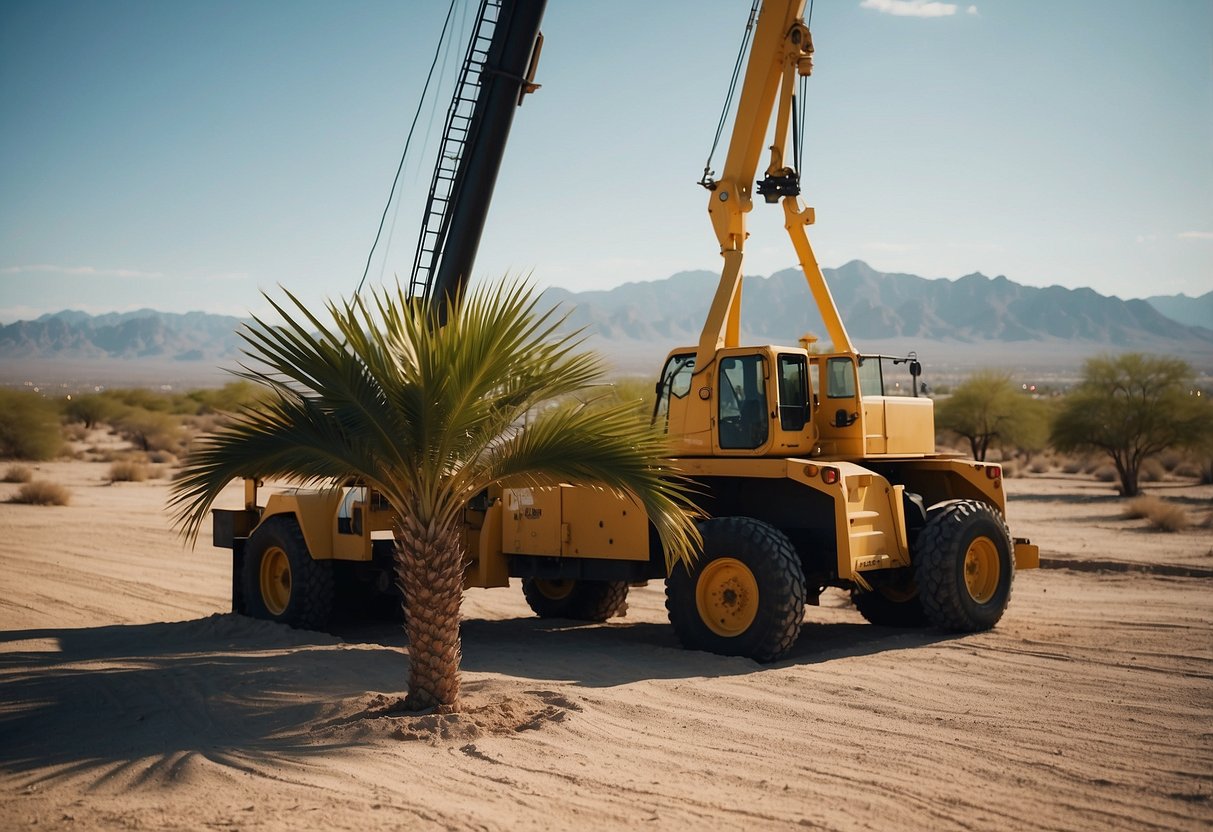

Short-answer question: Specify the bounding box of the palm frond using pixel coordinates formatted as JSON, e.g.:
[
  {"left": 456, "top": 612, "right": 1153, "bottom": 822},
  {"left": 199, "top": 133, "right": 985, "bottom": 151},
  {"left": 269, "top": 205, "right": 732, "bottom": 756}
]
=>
[{"left": 170, "top": 277, "right": 701, "bottom": 566}]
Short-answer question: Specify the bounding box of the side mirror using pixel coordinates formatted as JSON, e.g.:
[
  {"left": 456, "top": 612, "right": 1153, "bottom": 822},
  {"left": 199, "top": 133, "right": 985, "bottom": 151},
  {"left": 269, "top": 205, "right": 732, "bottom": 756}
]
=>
[{"left": 833, "top": 408, "right": 857, "bottom": 428}]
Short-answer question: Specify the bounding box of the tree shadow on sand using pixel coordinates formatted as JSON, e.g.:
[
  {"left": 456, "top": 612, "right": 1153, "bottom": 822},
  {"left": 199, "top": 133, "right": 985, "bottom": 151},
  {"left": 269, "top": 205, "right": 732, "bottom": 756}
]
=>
[
  {"left": 0, "top": 616, "right": 398, "bottom": 782},
  {"left": 0, "top": 611, "right": 957, "bottom": 780}
]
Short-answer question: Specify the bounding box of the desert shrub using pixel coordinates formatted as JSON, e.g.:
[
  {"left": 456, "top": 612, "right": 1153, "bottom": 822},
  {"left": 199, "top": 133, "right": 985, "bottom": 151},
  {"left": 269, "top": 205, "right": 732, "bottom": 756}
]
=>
[
  {"left": 109, "top": 460, "right": 148, "bottom": 482},
  {"left": 62, "top": 423, "right": 90, "bottom": 442},
  {"left": 179, "top": 381, "right": 267, "bottom": 416},
  {"left": 112, "top": 407, "right": 183, "bottom": 452},
  {"left": 100, "top": 388, "right": 172, "bottom": 412},
  {"left": 63, "top": 393, "right": 118, "bottom": 428},
  {"left": 11, "top": 480, "right": 71, "bottom": 506},
  {"left": 1027, "top": 455, "right": 1051, "bottom": 474},
  {"left": 1139, "top": 458, "right": 1165, "bottom": 483},
  {"left": 1093, "top": 464, "right": 1118, "bottom": 482},
  {"left": 0, "top": 390, "right": 64, "bottom": 460},
  {"left": 1173, "top": 461, "right": 1202, "bottom": 479},
  {"left": 183, "top": 413, "right": 222, "bottom": 435},
  {"left": 1122, "top": 496, "right": 1190, "bottom": 532},
  {"left": 2, "top": 464, "right": 33, "bottom": 483},
  {"left": 147, "top": 464, "right": 167, "bottom": 480},
  {"left": 91, "top": 447, "right": 128, "bottom": 463},
  {"left": 147, "top": 449, "right": 177, "bottom": 464},
  {"left": 1000, "top": 460, "right": 1020, "bottom": 478},
  {"left": 1147, "top": 503, "right": 1189, "bottom": 532},
  {"left": 1158, "top": 449, "right": 1185, "bottom": 472},
  {"left": 1061, "top": 457, "right": 1085, "bottom": 475},
  {"left": 1121, "top": 496, "right": 1156, "bottom": 519}
]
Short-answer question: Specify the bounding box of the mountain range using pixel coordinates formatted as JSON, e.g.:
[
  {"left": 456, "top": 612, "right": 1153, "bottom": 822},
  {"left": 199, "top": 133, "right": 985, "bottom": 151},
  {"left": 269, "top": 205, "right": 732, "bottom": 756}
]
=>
[{"left": 2, "top": 261, "right": 1209, "bottom": 365}]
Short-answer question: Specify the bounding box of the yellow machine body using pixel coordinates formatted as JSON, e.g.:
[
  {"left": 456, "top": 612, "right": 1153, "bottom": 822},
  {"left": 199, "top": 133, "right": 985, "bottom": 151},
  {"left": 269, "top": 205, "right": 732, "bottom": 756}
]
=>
[{"left": 213, "top": 0, "right": 1037, "bottom": 650}]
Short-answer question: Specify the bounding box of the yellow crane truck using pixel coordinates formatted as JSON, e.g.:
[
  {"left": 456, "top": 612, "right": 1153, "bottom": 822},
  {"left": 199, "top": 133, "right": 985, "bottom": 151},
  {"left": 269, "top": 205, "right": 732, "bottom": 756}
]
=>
[{"left": 212, "top": 0, "right": 1038, "bottom": 662}]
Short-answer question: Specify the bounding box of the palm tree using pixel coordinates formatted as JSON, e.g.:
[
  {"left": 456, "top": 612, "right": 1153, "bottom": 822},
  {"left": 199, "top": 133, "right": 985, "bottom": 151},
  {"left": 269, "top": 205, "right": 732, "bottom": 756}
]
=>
[{"left": 170, "top": 280, "right": 699, "bottom": 713}]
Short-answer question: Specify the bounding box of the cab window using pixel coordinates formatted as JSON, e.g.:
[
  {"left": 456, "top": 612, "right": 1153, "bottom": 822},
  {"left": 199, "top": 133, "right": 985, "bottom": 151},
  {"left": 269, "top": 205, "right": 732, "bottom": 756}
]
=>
[
  {"left": 826, "top": 357, "right": 856, "bottom": 398},
  {"left": 653, "top": 353, "right": 695, "bottom": 429},
  {"left": 718, "top": 355, "right": 768, "bottom": 449},
  {"left": 857, "top": 355, "right": 884, "bottom": 396},
  {"left": 777, "top": 355, "right": 808, "bottom": 431}
]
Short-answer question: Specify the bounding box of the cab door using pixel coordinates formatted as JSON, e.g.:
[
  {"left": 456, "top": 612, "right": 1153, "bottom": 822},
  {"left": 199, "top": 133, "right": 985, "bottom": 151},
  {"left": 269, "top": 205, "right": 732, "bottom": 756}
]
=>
[
  {"left": 812, "top": 354, "right": 865, "bottom": 457},
  {"left": 713, "top": 351, "right": 772, "bottom": 455}
]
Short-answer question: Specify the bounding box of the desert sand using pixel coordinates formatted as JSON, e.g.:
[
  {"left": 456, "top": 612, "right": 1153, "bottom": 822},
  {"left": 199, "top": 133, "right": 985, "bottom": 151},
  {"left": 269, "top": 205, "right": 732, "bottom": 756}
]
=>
[{"left": 1, "top": 456, "right": 1211, "bottom": 831}]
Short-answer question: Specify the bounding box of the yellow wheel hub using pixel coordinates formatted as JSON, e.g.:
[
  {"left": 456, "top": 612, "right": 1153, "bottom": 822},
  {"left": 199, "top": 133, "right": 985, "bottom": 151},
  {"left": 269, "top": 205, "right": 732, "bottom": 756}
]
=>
[
  {"left": 963, "top": 537, "right": 1000, "bottom": 604},
  {"left": 695, "top": 558, "right": 759, "bottom": 637},
  {"left": 259, "top": 545, "right": 292, "bottom": 615},
  {"left": 534, "top": 579, "right": 574, "bottom": 601}
]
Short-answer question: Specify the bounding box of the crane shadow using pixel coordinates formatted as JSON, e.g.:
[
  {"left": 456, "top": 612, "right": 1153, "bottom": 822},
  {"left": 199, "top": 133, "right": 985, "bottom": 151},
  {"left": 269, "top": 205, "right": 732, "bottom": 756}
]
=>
[{"left": 0, "top": 610, "right": 955, "bottom": 781}]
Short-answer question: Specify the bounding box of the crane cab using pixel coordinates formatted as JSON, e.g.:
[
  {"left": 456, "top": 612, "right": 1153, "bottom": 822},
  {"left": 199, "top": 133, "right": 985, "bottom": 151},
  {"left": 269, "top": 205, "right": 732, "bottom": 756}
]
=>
[
  {"left": 655, "top": 345, "right": 819, "bottom": 458},
  {"left": 655, "top": 346, "right": 936, "bottom": 461}
]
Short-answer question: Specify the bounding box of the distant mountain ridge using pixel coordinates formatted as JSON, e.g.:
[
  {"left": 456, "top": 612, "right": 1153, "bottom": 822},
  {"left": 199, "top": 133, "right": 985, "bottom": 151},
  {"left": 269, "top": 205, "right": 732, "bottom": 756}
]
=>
[
  {"left": 541, "top": 260, "right": 1212, "bottom": 347},
  {"left": 1144, "top": 290, "right": 1213, "bottom": 330},
  {"left": 2, "top": 262, "right": 1209, "bottom": 361},
  {"left": 0, "top": 308, "right": 247, "bottom": 360}
]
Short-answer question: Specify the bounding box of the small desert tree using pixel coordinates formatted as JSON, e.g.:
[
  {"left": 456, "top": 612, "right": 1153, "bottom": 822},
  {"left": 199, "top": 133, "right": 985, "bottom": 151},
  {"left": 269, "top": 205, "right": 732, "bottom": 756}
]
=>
[
  {"left": 0, "top": 390, "right": 63, "bottom": 460},
  {"left": 935, "top": 370, "right": 1047, "bottom": 461},
  {"left": 63, "top": 393, "right": 118, "bottom": 429},
  {"left": 1051, "top": 353, "right": 1212, "bottom": 497}
]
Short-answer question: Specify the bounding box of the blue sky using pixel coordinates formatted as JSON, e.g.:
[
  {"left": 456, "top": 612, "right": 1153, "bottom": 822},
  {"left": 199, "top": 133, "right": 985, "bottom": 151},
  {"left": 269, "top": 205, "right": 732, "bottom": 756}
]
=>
[{"left": 1, "top": 0, "right": 1210, "bottom": 323}]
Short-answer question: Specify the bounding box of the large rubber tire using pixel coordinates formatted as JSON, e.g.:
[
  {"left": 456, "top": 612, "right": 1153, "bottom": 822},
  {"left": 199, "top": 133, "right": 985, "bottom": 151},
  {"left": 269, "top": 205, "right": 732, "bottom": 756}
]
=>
[
  {"left": 914, "top": 500, "right": 1014, "bottom": 631},
  {"left": 851, "top": 578, "right": 929, "bottom": 627},
  {"left": 666, "top": 517, "right": 805, "bottom": 662},
  {"left": 242, "top": 515, "right": 334, "bottom": 630},
  {"left": 522, "top": 578, "right": 628, "bottom": 622}
]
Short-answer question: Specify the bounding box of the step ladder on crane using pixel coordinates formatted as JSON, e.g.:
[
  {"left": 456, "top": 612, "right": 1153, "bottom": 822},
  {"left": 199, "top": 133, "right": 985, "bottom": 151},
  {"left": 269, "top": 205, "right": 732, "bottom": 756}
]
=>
[{"left": 408, "top": 0, "right": 503, "bottom": 304}]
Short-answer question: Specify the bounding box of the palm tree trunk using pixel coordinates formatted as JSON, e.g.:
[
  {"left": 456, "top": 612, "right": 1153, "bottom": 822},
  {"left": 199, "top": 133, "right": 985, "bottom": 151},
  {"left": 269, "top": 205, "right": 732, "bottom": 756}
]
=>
[{"left": 394, "top": 515, "right": 465, "bottom": 713}]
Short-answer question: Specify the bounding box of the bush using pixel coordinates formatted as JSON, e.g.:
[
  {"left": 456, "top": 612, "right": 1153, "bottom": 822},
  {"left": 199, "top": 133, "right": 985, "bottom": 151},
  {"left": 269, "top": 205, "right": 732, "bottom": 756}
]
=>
[
  {"left": 1122, "top": 496, "right": 1190, "bottom": 532},
  {"left": 0, "top": 390, "right": 64, "bottom": 460},
  {"left": 11, "top": 480, "right": 71, "bottom": 506},
  {"left": 179, "top": 381, "right": 267, "bottom": 416},
  {"left": 1061, "top": 458, "right": 1085, "bottom": 475},
  {"left": 2, "top": 464, "right": 33, "bottom": 483},
  {"left": 1173, "top": 461, "right": 1202, "bottom": 479},
  {"left": 112, "top": 407, "right": 183, "bottom": 452},
  {"left": 63, "top": 423, "right": 90, "bottom": 442},
  {"left": 1093, "top": 464, "right": 1118, "bottom": 482},
  {"left": 100, "top": 387, "right": 171, "bottom": 412},
  {"left": 1121, "top": 496, "right": 1155, "bottom": 520},
  {"left": 1027, "top": 455, "right": 1052, "bottom": 474},
  {"left": 63, "top": 394, "right": 118, "bottom": 428},
  {"left": 1139, "top": 458, "right": 1165, "bottom": 483},
  {"left": 1158, "top": 449, "right": 1185, "bottom": 472},
  {"left": 109, "top": 460, "right": 148, "bottom": 482}
]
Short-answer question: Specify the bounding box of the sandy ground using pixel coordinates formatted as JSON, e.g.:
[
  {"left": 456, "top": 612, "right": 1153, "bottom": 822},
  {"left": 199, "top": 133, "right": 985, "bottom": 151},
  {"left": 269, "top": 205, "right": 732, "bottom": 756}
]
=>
[{"left": 1, "top": 457, "right": 1210, "bottom": 831}]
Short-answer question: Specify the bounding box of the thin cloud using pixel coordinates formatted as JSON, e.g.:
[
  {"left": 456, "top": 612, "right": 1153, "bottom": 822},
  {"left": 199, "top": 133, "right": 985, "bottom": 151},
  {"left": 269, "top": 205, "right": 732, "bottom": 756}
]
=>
[
  {"left": 0, "top": 264, "right": 165, "bottom": 279},
  {"left": 859, "top": 0, "right": 966, "bottom": 18},
  {"left": 1177, "top": 231, "right": 1213, "bottom": 240}
]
